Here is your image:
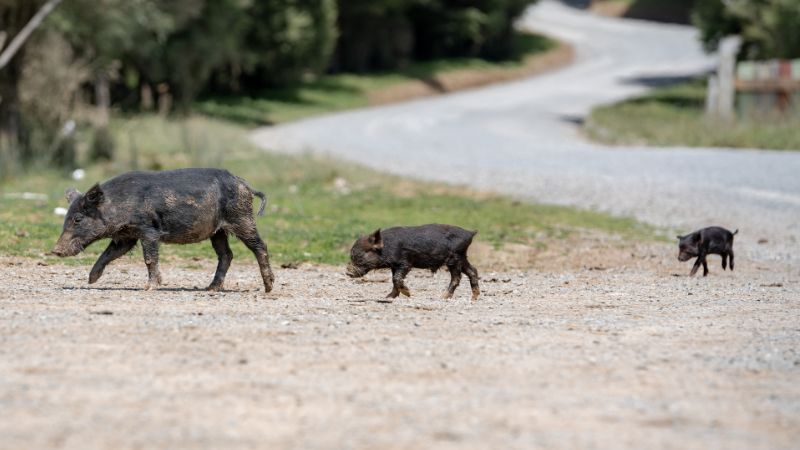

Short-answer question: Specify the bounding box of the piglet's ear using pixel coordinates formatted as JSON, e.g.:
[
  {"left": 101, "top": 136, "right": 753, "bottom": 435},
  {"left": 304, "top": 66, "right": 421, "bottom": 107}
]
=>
[
  {"left": 368, "top": 229, "right": 383, "bottom": 250},
  {"left": 83, "top": 183, "right": 105, "bottom": 208},
  {"left": 65, "top": 187, "right": 81, "bottom": 204}
]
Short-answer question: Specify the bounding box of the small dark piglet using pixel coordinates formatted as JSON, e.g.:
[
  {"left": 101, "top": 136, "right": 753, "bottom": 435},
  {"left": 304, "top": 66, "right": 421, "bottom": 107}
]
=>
[
  {"left": 677, "top": 226, "right": 738, "bottom": 277},
  {"left": 53, "top": 168, "right": 274, "bottom": 292},
  {"left": 346, "top": 224, "right": 480, "bottom": 300}
]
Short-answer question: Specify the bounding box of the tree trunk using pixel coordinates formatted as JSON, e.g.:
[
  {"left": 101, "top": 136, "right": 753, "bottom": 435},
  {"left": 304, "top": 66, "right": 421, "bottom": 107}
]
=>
[
  {"left": 0, "top": 53, "right": 23, "bottom": 164},
  {"left": 0, "top": 0, "right": 65, "bottom": 172},
  {"left": 94, "top": 73, "right": 110, "bottom": 125}
]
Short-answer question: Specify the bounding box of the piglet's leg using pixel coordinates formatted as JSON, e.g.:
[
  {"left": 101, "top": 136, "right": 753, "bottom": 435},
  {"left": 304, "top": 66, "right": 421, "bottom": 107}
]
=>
[
  {"left": 141, "top": 238, "right": 162, "bottom": 290},
  {"left": 389, "top": 266, "right": 411, "bottom": 298},
  {"left": 689, "top": 257, "right": 702, "bottom": 276},
  {"left": 443, "top": 265, "right": 462, "bottom": 299},
  {"left": 463, "top": 261, "right": 480, "bottom": 300}
]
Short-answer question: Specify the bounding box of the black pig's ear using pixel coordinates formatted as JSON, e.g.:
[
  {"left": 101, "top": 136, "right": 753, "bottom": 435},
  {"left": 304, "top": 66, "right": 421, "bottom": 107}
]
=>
[
  {"left": 676, "top": 235, "right": 683, "bottom": 240},
  {"left": 83, "top": 184, "right": 105, "bottom": 208},
  {"left": 65, "top": 187, "right": 81, "bottom": 204},
  {"left": 368, "top": 229, "right": 383, "bottom": 250}
]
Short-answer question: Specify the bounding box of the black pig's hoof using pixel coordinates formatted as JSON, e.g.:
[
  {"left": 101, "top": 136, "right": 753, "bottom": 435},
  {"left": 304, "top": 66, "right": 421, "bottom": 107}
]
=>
[
  {"left": 399, "top": 287, "right": 411, "bottom": 297},
  {"left": 471, "top": 289, "right": 480, "bottom": 301},
  {"left": 88, "top": 272, "right": 101, "bottom": 284},
  {"left": 206, "top": 284, "right": 224, "bottom": 292},
  {"left": 442, "top": 292, "right": 453, "bottom": 300}
]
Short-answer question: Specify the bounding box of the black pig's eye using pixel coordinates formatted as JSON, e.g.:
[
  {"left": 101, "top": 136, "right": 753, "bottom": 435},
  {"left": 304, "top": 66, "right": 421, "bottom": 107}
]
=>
[{"left": 73, "top": 214, "right": 83, "bottom": 223}]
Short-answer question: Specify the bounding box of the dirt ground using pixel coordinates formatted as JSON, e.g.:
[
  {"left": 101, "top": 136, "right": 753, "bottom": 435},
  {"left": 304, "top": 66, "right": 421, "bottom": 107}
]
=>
[{"left": 1, "top": 241, "right": 799, "bottom": 450}]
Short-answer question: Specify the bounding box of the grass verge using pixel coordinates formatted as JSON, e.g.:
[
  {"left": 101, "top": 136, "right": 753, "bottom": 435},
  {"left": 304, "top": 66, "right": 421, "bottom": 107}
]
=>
[
  {"left": 586, "top": 79, "right": 800, "bottom": 150},
  {"left": 0, "top": 115, "right": 656, "bottom": 268},
  {"left": 194, "top": 32, "right": 563, "bottom": 125}
]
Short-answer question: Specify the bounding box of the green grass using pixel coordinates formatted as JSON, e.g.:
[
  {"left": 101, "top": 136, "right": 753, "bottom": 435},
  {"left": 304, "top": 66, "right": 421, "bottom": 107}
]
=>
[
  {"left": 195, "top": 32, "right": 556, "bottom": 125},
  {"left": 587, "top": 79, "right": 800, "bottom": 150},
  {"left": 0, "top": 115, "right": 656, "bottom": 267}
]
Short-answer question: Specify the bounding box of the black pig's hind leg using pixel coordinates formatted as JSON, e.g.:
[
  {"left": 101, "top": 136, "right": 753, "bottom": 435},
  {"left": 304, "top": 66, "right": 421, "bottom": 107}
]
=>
[
  {"left": 722, "top": 253, "right": 728, "bottom": 270},
  {"left": 443, "top": 264, "right": 462, "bottom": 299},
  {"left": 463, "top": 260, "right": 480, "bottom": 300},
  {"left": 141, "top": 238, "right": 162, "bottom": 290},
  {"left": 231, "top": 219, "right": 274, "bottom": 293},
  {"left": 89, "top": 239, "right": 137, "bottom": 284},
  {"left": 207, "top": 230, "right": 233, "bottom": 291}
]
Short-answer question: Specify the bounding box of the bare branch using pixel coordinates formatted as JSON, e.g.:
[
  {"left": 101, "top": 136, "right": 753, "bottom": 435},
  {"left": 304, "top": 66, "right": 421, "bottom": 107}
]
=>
[{"left": 0, "top": 0, "right": 65, "bottom": 70}]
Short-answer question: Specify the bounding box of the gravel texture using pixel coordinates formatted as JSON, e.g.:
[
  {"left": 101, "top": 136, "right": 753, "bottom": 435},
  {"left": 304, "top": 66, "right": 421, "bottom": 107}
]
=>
[
  {"left": 1, "top": 251, "right": 799, "bottom": 449},
  {"left": 250, "top": 0, "right": 800, "bottom": 262}
]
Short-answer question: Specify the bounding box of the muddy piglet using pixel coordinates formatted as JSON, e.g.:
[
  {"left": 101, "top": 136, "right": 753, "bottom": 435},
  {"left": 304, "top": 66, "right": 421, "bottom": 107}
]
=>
[
  {"left": 346, "top": 224, "right": 480, "bottom": 300},
  {"left": 53, "top": 168, "right": 274, "bottom": 292},
  {"left": 677, "top": 226, "right": 738, "bottom": 277}
]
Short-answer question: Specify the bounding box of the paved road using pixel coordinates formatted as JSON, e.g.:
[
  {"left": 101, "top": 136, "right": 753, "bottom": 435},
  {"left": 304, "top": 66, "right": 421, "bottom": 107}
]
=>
[{"left": 251, "top": 0, "right": 800, "bottom": 262}]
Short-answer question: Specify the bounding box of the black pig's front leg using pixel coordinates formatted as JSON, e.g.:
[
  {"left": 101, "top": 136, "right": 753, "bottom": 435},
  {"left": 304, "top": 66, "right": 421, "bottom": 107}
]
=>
[
  {"left": 388, "top": 265, "right": 411, "bottom": 298},
  {"left": 689, "top": 255, "right": 703, "bottom": 276},
  {"left": 89, "top": 238, "right": 138, "bottom": 284},
  {"left": 141, "top": 237, "right": 162, "bottom": 290}
]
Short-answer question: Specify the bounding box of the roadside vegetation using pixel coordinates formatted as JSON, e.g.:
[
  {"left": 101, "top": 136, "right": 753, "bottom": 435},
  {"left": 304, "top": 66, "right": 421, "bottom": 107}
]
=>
[
  {"left": 0, "top": 0, "right": 544, "bottom": 175},
  {"left": 586, "top": 79, "right": 800, "bottom": 150},
  {"left": 590, "top": 0, "right": 696, "bottom": 23},
  {"left": 0, "top": 116, "right": 656, "bottom": 267},
  {"left": 195, "top": 33, "right": 559, "bottom": 125}
]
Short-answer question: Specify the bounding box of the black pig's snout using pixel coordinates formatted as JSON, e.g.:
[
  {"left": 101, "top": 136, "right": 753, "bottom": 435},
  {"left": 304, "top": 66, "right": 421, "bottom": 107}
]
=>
[{"left": 345, "top": 264, "right": 364, "bottom": 278}]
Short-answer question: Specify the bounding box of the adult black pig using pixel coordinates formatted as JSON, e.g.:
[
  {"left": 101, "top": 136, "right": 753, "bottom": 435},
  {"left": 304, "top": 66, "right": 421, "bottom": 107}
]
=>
[
  {"left": 346, "top": 224, "right": 480, "bottom": 300},
  {"left": 52, "top": 168, "right": 274, "bottom": 292}
]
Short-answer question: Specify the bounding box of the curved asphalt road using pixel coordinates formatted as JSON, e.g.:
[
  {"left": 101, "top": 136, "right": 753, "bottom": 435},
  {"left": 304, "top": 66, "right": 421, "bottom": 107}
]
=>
[{"left": 251, "top": 0, "right": 800, "bottom": 262}]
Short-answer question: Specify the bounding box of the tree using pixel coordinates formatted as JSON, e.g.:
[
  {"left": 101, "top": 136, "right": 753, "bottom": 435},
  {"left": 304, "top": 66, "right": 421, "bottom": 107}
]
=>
[
  {"left": 239, "top": 0, "right": 338, "bottom": 87},
  {"left": 333, "top": 0, "right": 538, "bottom": 73},
  {"left": 693, "top": 0, "right": 800, "bottom": 59},
  {"left": 0, "top": 0, "right": 64, "bottom": 166},
  {"left": 50, "top": 0, "right": 201, "bottom": 116}
]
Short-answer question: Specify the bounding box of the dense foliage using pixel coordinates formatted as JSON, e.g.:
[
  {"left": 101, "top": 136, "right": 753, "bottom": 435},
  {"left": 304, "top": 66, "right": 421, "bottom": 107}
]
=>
[
  {"left": 692, "top": 0, "right": 800, "bottom": 60},
  {"left": 334, "top": 0, "right": 533, "bottom": 72},
  {"left": 0, "top": 0, "right": 537, "bottom": 172}
]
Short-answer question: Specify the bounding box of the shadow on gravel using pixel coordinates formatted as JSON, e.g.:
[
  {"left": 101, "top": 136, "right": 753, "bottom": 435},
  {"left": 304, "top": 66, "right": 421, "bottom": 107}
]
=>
[
  {"left": 62, "top": 286, "right": 253, "bottom": 293},
  {"left": 620, "top": 74, "right": 701, "bottom": 88},
  {"left": 560, "top": 0, "right": 590, "bottom": 9},
  {"left": 560, "top": 114, "right": 586, "bottom": 125}
]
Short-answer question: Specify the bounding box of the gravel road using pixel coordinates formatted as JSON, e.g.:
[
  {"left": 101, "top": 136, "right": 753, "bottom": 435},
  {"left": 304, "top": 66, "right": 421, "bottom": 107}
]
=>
[
  {"left": 1, "top": 254, "right": 799, "bottom": 450},
  {"left": 250, "top": 0, "right": 800, "bottom": 263}
]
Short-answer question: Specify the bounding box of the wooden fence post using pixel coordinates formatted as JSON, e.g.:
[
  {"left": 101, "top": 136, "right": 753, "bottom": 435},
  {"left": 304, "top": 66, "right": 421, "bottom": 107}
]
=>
[{"left": 715, "top": 36, "right": 742, "bottom": 120}]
